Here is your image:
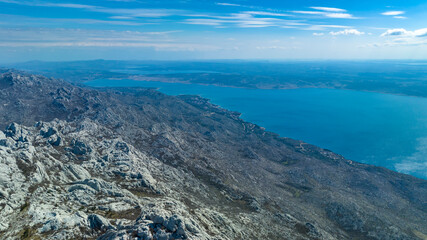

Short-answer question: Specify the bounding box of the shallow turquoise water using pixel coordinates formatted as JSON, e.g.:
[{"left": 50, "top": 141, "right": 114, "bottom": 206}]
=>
[{"left": 86, "top": 79, "right": 427, "bottom": 179}]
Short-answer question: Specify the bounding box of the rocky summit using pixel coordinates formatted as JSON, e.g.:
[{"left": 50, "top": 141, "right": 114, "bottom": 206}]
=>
[{"left": 0, "top": 69, "right": 426, "bottom": 240}]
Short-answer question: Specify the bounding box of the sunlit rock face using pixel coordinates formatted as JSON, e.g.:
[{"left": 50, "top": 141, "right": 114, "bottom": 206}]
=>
[
  {"left": 0, "top": 119, "right": 218, "bottom": 239},
  {"left": 0, "top": 70, "right": 426, "bottom": 240}
]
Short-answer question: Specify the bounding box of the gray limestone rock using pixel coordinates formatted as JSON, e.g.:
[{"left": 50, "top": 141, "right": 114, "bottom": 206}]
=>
[{"left": 88, "top": 214, "right": 114, "bottom": 231}]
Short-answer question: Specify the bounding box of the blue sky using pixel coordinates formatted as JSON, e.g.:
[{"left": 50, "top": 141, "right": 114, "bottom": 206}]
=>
[{"left": 0, "top": 0, "right": 426, "bottom": 62}]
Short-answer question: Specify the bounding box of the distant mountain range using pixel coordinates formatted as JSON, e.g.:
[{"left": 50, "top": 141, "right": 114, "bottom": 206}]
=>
[{"left": 0, "top": 69, "right": 426, "bottom": 239}]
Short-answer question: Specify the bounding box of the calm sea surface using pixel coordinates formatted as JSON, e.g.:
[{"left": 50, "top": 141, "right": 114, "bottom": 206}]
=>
[{"left": 86, "top": 79, "right": 427, "bottom": 179}]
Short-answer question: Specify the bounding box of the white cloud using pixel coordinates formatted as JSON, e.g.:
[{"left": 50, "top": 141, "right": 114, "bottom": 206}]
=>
[
  {"left": 183, "top": 19, "right": 224, "bottom": 26},
  {"left": 382, "top": 11, "right": 405, "bottom": 16},
  {"left": 109, "top": 16, "right": 135, "bottom": 20},
  {"left": 381, "top": 28, "right": 408, "bottom": 36},
  {"left": 183, "top": 12, "right": 306, "bottom": 28},
  {"left": 320, "top": 25, "right": 352, "bottom": 28},
  {"left": 304, "top": 25, "right": 352, "bottom": 31},
  {"left": 291, "top": 10, "right": 357, "bottom": 19},
  {"left": 310, "top": 7, "right": 347, "bottom": 12},
  {"left": 0, "top": 28, "right": 220, "bottom": 51},
  {"left": 324, "top": 13, "right": 356, "bottom": 19},
  {"left": 291, "top": 11, "right": 324, "bottom": 15},
  {"left": 215, "top": 2, "right": 241, "bottom": 7},
  {"left": 375, "top": 28, "right": 427, "bottom": 47},
  {"left": 183, "top": 17, "right": 277, "bottom": 28},
  {"left": 0, "top": 41, "right": 222, "bottom": 52},
  {"left": 0, "top": 14, "right": 144, "bottom": 26},
  {"left": 382, "top": 11, "right": 407, "bottom": 19},
  {"left": 93, "top": 8, "right": 184, "bottom": 18},
  {"left": 243, "top": 11, "right": 292, "bottom": 17},
  {"left": 44, "top": 3, "right": 95, "bottom": 9},
  {"left": 313, "top": 33, "right": 324, "bottom": 36},
  {"left": 0, "top": 0, "right": 96, "bottom": 9},
  {"left": 330, "top": 29, "right": 365, "bottom": 36},
  {"left": 0, "top": 0, "right": 185, "bottom": 18},
  {"left": 381, "top": 28, "right": 427, "bottom": 37}
]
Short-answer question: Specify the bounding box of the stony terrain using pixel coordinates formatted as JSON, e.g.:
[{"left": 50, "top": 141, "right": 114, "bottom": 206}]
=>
[{"left": 0, "top": 69, "right": 426, "bottom": 239}]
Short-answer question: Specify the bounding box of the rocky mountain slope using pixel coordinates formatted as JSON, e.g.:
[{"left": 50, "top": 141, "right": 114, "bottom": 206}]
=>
[{"left": 0, "top": 69, "right": 426, "bottom": 239}]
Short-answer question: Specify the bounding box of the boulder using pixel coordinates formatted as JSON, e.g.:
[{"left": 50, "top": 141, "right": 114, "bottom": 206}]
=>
[
  {"left": 88, "top": 214, "right": 114, "bottom": 231},
  {"left": 70, "top": 139, "right": 92, "bottom": 155}
]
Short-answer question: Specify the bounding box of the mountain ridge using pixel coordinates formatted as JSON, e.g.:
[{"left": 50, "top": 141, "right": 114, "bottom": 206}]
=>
[{"left": 0, "top": 70, "right": 426, "bottom": 239}]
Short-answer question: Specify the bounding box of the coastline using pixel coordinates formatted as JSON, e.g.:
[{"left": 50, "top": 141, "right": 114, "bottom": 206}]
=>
[
  {"left": 103, "top": 75, "right": 427, "bottom": 100},
  {"left": 84, "top": 77, "right": 427, "bottom": 180}
]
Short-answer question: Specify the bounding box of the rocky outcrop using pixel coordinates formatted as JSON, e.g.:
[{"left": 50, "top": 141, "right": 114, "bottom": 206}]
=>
[{"left": 0, "top": 120, "right": 233, "bottom": 239}]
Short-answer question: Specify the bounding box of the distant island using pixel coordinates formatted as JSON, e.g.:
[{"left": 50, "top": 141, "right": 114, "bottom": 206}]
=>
[{"left": 6, "top": 60, "right": 427, "bottom": 98}]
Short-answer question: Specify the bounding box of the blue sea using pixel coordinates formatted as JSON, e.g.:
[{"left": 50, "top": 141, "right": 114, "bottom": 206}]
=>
[{"left": 86, "top": 79, "right": 427, "bottom": 179}]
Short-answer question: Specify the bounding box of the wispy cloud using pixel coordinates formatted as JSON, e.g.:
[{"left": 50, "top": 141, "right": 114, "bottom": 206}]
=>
[
  {"left": 325, "top": 13, "right": 356, "bottom": 19},
  {"left": 382, "top": 11, "right": 405, "bottom": 16},
  {"left": 183, "top": 12, "right": 304, "bottom": 28},
  {"left": 382, "top": 11, "right": 407, "bottom": 19},
  {"left": 291, "top": 11, "right": 325, "bottom": 15},
  {"left": 109, "top": 16, "right": 136, "bottom": 20},
  {"left": 0, "top": 14, "right": 145, "bottom": 26},
  {"left": 0, "top": 28, "right": 216, "bottom": 51},
  {"left": 182, "top": 7, "right": 359, "bottom": 30},
  {"left": 243, "top": 11, "right": 292, "bottom": 17},
  {"left": 183, "top": 18, "right": 278, "bottom": 28},
  {"left": 0, "top": 28, "right": 172, "bottom": 42},
  {"left": 291, "top": 8, "right": 357, "bottom": 19},
  {"left": 0, "top": 0, "right": 360, "bottom": 31},
  {"left": 310, "top": 7, "right": 347, "bottom": 12},
  {"left": 0, "top": 0, "right": 185, "bottom": 19},
  {"left": 0, "top": 41, "right": 219, "bottom": 51},
  {"left": 183, "top": 18, "right": 224, "bottom": 26},
  {"left": 330, "top": 29, "right": 365, "bottom": 36},
  {"left": 215, "top": 2, "right": 241, "bottom": 7},
  {"left": 70, "top": 18, "right": 144, "bottom": 26},
  {"left": 0, "top": 0, "right": 96, "bottom": 9},
  {"left": 92, "top": 8, "right": 185, "bottom": 18},
  {"left": 304, "top": 25, "right": 352, "bottom": 31}
]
